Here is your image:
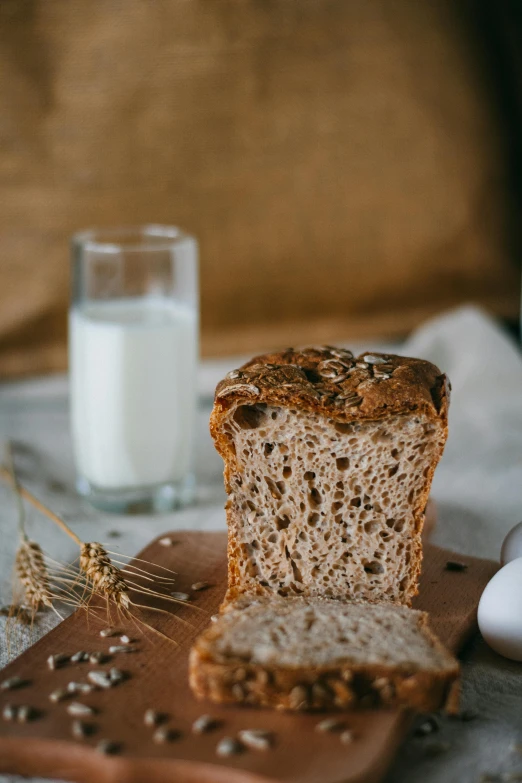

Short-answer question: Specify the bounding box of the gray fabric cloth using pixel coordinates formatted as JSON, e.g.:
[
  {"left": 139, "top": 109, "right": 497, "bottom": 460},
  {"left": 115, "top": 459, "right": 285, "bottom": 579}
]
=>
[{"left": 1, "top": 305, "right": 521, "bottom": 782}]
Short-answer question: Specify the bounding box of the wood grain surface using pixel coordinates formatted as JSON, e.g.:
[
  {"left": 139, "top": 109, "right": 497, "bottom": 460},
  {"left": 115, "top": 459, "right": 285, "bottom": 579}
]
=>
[{"left": 0, "top": 531, "right": 497, "bottom": 783}]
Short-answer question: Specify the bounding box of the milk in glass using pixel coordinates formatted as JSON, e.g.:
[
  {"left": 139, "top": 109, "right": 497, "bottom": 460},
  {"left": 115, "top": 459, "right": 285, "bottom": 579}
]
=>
[{"left": 70, "top": 298, "right": 197, "bottom": 490}]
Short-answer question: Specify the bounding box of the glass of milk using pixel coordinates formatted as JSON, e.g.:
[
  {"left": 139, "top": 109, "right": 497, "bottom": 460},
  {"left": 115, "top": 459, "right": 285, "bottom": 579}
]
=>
[{"left": 69, "top": 226, "right": 198, "bottom": 513}]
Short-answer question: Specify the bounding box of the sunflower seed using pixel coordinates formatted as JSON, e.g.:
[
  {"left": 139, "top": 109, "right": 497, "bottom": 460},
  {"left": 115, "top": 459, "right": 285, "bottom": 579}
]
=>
[
  {"left": 289, "top": 685, "right": 309, "bottom": 709},
  {"left": 170, "top": 592, "right": 190, "bottom": 602},
  {"left": 109, "top": 645, "right": 137, "bottom": 654},
  {"left": 445, "top": 560, "right": 468, "bottom": 572},
  {"left": 109, "top": 668, "right": 126, "bottom": 685},
  {"left": 87, "top": 671, "right": 112, "bottom": 689},
  {"left": 340, "top": 729, "right": 355, "bottom": 745},
  {"left": 159, "top": 537, "right": 173, "bottom": 547},
  {"left": 315, "top": 718, "right": 345, "bottom": 733},
  {"left": 217, "top": 383, "right": 260, "bottom": 398},
  {"left": 119, "top": 635, "right": 132, "bottom": 644},
  {"left": 153, "top": 726, "right": 180, "bottom": 744},
  {"left": 216, "top": 737, "right": 243, "bottom": 757},
  {"left": 210, "top": 614, "right": 219, "bottom": 623},
  {"left": 192, "top": 714, "right": 219, "bottom": 734},
  {"left": 415, "top": 716, "right": 439, "bottom": 737},
  {"left": 363, "top": 354, "right": 388, "bottom": 365},
  {"left": 89, "top": 652, "right": 109, "bottom": 664},
  {"left": 356, "top": 362, "right": 369, "bottom": 369},
  {"left": 16, "top": 705, "right": 35, "bottom": 723},
  {"left": 191, "top": 581, "right": 210, "bottom": 592},
  {"left": 70, "top": 651, "right": 89, "bottom": 663},
  {"left": 1, "top": 676, "right": 29, "bottom": 691},
  {"left": 226, "top": 370, "right": 240, "bottom": 380},
  {"left": 71, "top": 720, "right": 90, "bottom": 739},
  {"left": 96, "top": 739, "right": 120, "bottom": 755},
  {"left": 67, "top": 702, "right": 95, "bottom": 717},
  {"left": 99, "top": 628, "right": 119, "bottom": 638},
  {"left": 238, "top": 729, "right": 272, "bottom": 750},
  {"left": 67, "top": 682, "right": 94, "bottom": 694},
  {"left": 47, "top": 654, "right": 68, "bottom": 670},
  {"left": 144, "top": 709, "right": 163, "bottom": 727},
  {"left": 330, "top": 348, "right": 354, "bottom": 360},
  {"left": 2, "top": 704, "right": 17, "bottom": 721},
  {"left": 49, "top": 688, "right": 69, "bottom": 703}
]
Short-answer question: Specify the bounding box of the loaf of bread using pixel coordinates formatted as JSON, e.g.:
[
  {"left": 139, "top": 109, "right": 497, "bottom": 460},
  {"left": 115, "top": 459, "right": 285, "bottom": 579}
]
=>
[
  {"left": 189, "top": 595, "right": 459, "bottom": 712},
  {"left": 211, "top": 347, "right": 449, "bottom": 606}
]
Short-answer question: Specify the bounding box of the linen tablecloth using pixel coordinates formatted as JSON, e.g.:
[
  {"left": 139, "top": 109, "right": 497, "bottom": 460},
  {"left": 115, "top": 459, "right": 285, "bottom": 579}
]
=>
[{"left": 1, "top": 305, "right": 521, "bottom": 782}]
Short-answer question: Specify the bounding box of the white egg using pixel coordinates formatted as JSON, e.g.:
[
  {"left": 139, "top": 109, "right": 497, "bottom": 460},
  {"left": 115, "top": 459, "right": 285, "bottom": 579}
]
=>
[
  {"left": 478, "top": 557, "right": 522, "bottom": 661},
  {"left": 501, "top": 521, "right": 522, "bottom": 566}
]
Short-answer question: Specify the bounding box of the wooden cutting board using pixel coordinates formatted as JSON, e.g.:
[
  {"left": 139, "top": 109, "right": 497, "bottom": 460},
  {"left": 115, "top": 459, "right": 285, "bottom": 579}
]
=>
[{"left": 0, "top": 531, "right": 497, "bottom": 783}]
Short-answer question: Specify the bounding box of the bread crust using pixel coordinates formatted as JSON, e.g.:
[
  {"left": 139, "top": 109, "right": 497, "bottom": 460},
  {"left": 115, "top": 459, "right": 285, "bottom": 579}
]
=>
[
  {"left": 189, "top": 605, "right": 459, "bottom": 714},
  {"left": 210, "top": 346, "right": 449, "bottom": 606}
]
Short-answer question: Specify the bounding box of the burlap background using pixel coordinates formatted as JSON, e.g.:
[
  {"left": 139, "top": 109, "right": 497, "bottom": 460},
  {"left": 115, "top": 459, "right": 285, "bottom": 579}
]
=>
[{"left": 0, "top": 0, "right": 519, "bottom": 378}]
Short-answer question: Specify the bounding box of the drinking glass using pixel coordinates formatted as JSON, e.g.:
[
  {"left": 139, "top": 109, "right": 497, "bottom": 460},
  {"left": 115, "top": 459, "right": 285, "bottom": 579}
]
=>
[{"left": 69, "top": 225, "right": 198, "bottom": 513}]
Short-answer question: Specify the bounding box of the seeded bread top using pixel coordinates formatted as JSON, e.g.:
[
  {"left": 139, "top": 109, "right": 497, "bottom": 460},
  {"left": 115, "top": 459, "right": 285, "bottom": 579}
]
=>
[{"left": 213, "top": 346, "right": 449, "bottom": 425}]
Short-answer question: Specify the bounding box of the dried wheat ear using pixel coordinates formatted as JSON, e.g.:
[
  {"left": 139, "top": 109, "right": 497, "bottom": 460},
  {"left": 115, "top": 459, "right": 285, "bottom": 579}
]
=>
[{"left": 189, "top": 595, "right": 459, "bottom": 713}]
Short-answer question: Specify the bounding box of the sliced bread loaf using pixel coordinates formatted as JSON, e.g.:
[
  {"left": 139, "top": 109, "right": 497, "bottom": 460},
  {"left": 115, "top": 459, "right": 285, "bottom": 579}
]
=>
[
  {"left": 211, "top": 347, "right": 449, "bottom": 605},
  {"left": 189, "top": 595, "right": 459, "bottom": 712}
]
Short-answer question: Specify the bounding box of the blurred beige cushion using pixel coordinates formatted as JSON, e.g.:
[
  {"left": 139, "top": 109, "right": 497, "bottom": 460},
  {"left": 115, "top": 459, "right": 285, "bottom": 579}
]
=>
[{"left": 0, "top": 0, "right": 518, "bottom": 378}]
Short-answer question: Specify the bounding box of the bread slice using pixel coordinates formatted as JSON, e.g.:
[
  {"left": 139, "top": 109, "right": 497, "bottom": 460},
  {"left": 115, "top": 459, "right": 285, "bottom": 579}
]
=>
[
  {"left": 189, "top": 595, "right": 459, "bottom": 712},
  {"left": 211, "top": 347, "right": 449, "bottom": 606}
]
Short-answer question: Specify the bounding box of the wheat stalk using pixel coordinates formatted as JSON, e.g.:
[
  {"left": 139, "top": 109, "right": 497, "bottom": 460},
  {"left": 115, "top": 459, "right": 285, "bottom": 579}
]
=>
[
  {"left": 15, "top": 538, "right": 54, "bottom": 614},
  {"left": 0, "top": 459, "right": 198, "bottom": 632},
  {"left": 79, "top": 542, "right": 130, "bottom": 610}
]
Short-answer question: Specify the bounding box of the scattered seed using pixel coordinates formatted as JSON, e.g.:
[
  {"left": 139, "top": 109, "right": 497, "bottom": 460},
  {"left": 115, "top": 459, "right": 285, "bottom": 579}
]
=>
[
  {"left": 153, "top": 726, "right": 180, "bottom": 744},
  {"left": 71, "top": 720, "right": 90, "bottom": 739},
  {"left": 445, "top": 560, "right": 468, "bottom": 572},
  {"left": 49, "top": 688, "right": 69, "bottom": 703},
  {"left": 89, "top": 652, "right": 109, "bottom": 665},
  {"left": 100, "top": 628, "right": 120, "bottom": 638},
  {"left": 192, "top": 714, "right": 219, "bottom": 734},
  {"left": 68, "top": 682, "right": 94, "bottom": 694},
  {"left": 210, "top": 614, "right": 219, "bottom": 623},
  {"left": 340, "top": 730, "right": 355, "bottom": 745},
  {"left": 96, "top": 739, "right": 120, "bottom": 755},
  {"left": 289, "top": 685, "right": 308, "bottom": 710},
  {"left": 238, "top": 729, "right": 272, "bottom": 750},
  {"left": 17, "top": 705, "right": 35, "bottom": 723},
  {"left": 159, "top": 537, "right": 173, "bottom": 547},
  {"left": 47, "top": 654, "right": 68, "bottom": 670},
  {"left": 2, "top": 704, "right": 17, "bottom": 721},
  {"left": 109, "top": 668, "right": 126, "bottom": 685},
  {"left": 109, "top": 645, "right": 137, "bottom": 654},
  {"left": 144, "top": 709, "right": 163, "bottom": 727},
  {"left": 414, "top": 716, "right": 439, "bottom": 737},
  {"left": 119, "top": 635, "right": 132, "bottom": 645},
  {"left": 67, "top": 702, "right": 96, "bottom": 717},
  {"left": 1, "top": 676, "right": 29, "bottom": 691},
  {"left": 70, "top": 651, "right": 89, "bottom": 663},
  {"left": 87, "top": 671, "right": 112, "bottom": 689},
  {"left": 315, "top": 718, "right": 345, "bottom": 733},
  {"left": 170, "top": 592, "right": 190, "bottom": 602},
  {"left": 216, "top": 737, "right": 243, "bottom": 757},
  {"left": 191, "top": 581, "right": 210, "bottom": 592}
]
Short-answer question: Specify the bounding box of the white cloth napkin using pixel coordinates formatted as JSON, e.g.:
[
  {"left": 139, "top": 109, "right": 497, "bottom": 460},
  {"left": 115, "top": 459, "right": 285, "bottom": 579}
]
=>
[{"left": 405, "top": 305, "right": 522, "bottom": 560}]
